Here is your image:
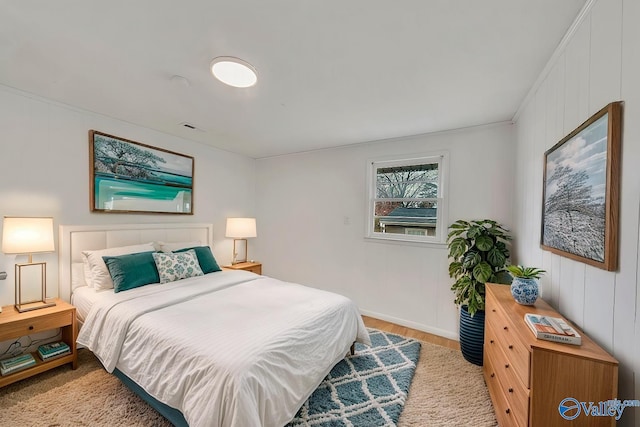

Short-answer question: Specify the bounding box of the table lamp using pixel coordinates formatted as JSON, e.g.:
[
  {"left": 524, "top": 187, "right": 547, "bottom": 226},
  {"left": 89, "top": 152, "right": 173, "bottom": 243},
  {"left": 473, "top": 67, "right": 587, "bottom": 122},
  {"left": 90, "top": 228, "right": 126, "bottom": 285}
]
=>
[
  {"left": 225, "top": 218, "right": 257, "bottom": 264},
  {"left": 2, "top": 217, "right": 56, "bottom": 312}
]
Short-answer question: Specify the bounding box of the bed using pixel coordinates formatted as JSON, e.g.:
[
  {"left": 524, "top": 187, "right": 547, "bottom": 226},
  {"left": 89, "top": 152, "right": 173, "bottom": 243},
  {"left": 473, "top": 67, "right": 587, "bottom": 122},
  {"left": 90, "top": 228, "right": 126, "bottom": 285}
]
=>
[{"left": 59, "top": 223, "right": 370, "bottom": 427}]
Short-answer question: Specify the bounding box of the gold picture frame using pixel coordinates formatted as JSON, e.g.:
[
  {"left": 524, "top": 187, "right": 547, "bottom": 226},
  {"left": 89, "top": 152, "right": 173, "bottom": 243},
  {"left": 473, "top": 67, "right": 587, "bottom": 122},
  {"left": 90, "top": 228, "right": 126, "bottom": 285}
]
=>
[{"left": 540, "top": 102, "right": 622, "bottom": 271}]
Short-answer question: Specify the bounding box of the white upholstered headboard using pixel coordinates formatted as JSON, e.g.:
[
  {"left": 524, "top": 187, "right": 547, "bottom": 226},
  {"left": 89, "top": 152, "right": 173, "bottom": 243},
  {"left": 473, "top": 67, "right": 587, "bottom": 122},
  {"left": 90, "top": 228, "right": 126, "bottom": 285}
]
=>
[{"left": 58, "top": 223, "right": 213, "bottom": 302}]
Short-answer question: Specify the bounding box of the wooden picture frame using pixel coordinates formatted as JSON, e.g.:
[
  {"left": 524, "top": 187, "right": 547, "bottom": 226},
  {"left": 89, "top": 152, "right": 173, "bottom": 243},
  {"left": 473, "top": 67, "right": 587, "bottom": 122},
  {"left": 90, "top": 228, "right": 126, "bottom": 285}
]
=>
[
  {"left": 89, "top": 130, "right": 194, "bottom": 214},
  {"left": 540, "top": 102, "right": 621, "bottom": 271}
]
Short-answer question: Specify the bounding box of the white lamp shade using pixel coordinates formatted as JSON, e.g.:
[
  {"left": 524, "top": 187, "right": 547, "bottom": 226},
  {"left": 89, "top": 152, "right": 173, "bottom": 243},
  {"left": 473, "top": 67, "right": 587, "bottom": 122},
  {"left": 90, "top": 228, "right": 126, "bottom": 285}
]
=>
[
  {"left": 2, "top": 217, "right": 55, "bottom": 254},
  {"left": 225, "top": 218, "right": 257, "bottom": 238}
]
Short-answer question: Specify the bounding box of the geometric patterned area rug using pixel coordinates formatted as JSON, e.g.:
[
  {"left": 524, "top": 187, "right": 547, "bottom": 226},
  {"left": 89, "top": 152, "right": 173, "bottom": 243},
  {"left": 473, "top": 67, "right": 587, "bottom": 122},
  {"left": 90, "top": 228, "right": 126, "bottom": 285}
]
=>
[{"left": 287, "top": 328, "right": 421, "bottom": 427}]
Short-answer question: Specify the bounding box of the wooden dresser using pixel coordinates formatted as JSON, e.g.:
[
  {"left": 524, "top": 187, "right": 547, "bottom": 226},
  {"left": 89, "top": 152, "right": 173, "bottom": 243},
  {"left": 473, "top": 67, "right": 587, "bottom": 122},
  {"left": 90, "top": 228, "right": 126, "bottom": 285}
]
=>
[{"left": 484, "top": 284, "right": 618, "bottom": 427}]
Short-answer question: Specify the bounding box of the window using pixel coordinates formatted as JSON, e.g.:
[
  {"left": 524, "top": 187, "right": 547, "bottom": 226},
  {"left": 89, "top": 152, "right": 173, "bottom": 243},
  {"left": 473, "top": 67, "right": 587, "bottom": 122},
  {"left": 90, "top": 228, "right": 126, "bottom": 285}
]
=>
[{"left": 367, "top": 153, "right": 447, "bottom": 243}]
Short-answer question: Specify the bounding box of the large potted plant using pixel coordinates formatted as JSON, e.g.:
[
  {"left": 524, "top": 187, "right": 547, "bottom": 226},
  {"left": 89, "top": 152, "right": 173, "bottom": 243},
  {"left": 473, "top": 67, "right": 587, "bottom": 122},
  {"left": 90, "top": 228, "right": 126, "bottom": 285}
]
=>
[{"left": 447, "top": 219, "right": 511, "bottom": 365}]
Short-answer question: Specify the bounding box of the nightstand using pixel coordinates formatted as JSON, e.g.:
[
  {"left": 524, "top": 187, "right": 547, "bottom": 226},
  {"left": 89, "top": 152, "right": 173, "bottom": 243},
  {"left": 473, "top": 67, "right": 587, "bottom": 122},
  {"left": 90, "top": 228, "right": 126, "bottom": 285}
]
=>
[
  {"left": 0, "top": 299, "right": 78, "bottom": 388},
  {"left": 223, "top": 261, "right": 262, "bottom": 275}
]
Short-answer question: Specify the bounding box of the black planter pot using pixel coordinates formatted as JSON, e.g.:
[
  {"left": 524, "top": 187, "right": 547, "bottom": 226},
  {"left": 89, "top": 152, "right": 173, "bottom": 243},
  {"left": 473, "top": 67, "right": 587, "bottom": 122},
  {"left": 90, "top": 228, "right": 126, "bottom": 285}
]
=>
[{"left": 459, "top": 305, "right": 485, "bottom": 366}]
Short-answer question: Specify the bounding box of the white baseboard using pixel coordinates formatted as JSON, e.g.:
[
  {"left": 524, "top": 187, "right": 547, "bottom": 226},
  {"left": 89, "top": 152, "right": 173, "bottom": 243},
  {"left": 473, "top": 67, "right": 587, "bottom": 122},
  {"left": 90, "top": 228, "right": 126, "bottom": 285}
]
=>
[{"left": 359, "top": 309, "right": 460, "bottom": 342}]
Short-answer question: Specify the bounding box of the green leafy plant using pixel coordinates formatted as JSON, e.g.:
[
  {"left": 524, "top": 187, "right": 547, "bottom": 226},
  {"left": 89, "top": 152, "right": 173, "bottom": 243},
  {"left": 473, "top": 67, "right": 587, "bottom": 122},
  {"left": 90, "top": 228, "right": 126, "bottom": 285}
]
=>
[
  {"left": 448, "top": 219, "right": 512, "bottom": 316},
  {"left": 506, "top": 265, "right": 546, "bottom": 279}
]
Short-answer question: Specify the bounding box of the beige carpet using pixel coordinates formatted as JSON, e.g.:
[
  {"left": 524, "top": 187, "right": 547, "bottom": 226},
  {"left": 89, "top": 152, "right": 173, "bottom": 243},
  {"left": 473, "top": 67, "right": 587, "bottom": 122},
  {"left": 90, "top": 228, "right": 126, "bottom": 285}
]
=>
[{"left": 1, "top": 343, "right": 497, "bottom": 426}]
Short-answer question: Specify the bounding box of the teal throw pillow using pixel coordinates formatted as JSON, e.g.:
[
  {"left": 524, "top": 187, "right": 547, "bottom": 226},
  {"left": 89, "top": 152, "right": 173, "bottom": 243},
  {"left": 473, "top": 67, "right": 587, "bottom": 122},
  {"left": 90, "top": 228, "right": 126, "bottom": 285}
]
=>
[
  {"left": 152, "top": 249, "right": 204, "bottom": 284},
  {"left": 102, "top": 251, "right": 160, "bottom": 293},
  {"left": 174, "top": 246, "right": 221, "bottom": 274}
]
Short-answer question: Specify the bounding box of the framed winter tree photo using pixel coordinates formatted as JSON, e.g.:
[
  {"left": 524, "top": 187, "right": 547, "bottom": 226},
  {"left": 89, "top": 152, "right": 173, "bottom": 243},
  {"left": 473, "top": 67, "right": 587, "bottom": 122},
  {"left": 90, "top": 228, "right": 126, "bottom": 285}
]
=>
[
  {"left": 541, "top": 101, "right": 621, "bottom": 271},
  {"left": 89, "top": 130, "right": 194, "bottom": 214}
]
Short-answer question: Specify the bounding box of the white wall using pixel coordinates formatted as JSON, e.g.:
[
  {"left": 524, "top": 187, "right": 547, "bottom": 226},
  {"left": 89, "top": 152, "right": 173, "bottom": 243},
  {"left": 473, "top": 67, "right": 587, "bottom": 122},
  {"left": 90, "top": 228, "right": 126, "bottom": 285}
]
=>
[
  {"left": 513, "top": 0, "right": 639, "bottom": 424},
  {"left": 0, "top": 86, "right": 256, "bottom": 307},
  {"left": 255, "top": 123, "right": 514, "bottom": 340}
]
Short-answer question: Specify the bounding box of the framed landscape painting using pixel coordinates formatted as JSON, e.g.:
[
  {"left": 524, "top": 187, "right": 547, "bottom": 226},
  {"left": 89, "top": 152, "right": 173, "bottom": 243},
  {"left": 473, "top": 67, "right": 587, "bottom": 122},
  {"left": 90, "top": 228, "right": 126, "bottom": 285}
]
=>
[
  {"left": 90, "top": 130, "right": 194, "bottom": 214},
  {"left": 540, "top": 102, "right": 621, "bottom": 271}
]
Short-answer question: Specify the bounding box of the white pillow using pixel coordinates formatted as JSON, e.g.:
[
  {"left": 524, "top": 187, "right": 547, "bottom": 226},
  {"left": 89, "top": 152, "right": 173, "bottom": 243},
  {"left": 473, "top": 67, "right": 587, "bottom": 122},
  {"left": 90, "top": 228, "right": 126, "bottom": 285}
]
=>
[
  {"left": 71, "top": 263, "right": 87, "bottom": 290},
  {"left": 152, "top": 249, "right": 204, "bottom": 284},
  {"left": 157, "top": 241, "right": 202, "bottom": 253},
  {"left": 82, "top": 256, "right": 94, "bottom": 287},
  {"left": 82, "top": 243, "right": 156, "bottom": 290}
]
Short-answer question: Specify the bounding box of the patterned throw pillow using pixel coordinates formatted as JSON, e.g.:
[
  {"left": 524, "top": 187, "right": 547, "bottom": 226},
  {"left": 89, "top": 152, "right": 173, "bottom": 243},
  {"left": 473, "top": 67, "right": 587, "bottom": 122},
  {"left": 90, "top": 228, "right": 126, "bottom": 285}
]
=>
[
  {"left": 152, "top": 249, "right": 204, "bottom": 284},
  {"left": 174, "top": 246, "right": 221, "bottom": 274}
]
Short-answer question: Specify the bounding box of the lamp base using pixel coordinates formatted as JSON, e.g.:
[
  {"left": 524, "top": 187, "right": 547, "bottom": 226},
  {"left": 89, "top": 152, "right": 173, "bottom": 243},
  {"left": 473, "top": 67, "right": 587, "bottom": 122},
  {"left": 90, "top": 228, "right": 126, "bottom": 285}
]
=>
[
  {"left": 232, "top": 238, "right": 248, "bottom": 265},
  {"left": 15, "top": 261, "right": 53, "bottom": 313},
  {"left": 15, "top": 300, "right": 56, "bottom": 313}
]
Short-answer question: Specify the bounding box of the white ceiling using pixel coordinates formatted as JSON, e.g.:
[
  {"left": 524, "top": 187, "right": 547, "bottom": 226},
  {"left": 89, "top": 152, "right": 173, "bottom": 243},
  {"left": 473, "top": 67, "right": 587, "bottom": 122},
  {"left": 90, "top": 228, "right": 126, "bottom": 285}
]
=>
[{"left": 0, "top": 1, "right": 586, "bottom": 158}]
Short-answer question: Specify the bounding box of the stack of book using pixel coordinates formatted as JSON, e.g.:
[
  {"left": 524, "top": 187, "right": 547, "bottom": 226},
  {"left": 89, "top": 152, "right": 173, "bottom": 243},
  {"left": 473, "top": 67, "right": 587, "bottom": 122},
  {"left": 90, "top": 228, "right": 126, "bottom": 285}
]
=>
[
  {"left": 37, "top": 341, "right": 71, "bottom": 361},
  {"left": 524, "top": 313, "right": 582, "bottom": 345},
  {"left": 0, "top": 353, "right": 37, "bottom": 376}
]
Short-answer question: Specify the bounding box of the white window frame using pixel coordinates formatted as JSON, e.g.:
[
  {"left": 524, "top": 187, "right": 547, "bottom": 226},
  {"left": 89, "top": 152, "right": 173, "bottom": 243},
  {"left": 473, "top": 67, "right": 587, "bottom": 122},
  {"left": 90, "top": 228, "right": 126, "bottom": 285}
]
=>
[{"left": 366, "top": 152, "right": 449, "bottom": 244}]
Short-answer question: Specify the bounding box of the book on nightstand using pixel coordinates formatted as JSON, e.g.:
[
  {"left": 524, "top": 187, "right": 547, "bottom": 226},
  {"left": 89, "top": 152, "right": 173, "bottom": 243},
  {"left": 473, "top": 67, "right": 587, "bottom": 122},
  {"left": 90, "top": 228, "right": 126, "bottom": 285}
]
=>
[
  {"left": 524, "top": 313, "right": 582, "bottom": 345},
  {"left": 37, "top": 341, "right": 71, "bottom": 361},
  {"left": 0, "top": 353, "right": 37, "bottom": 376}
]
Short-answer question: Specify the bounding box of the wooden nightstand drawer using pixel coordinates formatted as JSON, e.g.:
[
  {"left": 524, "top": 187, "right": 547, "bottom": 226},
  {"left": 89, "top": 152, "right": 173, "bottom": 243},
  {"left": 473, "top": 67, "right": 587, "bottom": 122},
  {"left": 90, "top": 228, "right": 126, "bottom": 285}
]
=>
[
  {"left": 0, "top": 311, "right": 73, "bottom": 341},
  {"left": 244, "top": 265, "right": 262, "bottom": 274},
  {"left": 223, "top": 262, "right": 262, "bottom": 275},
  {"left": 0, "top": 299, "right": 78, "bottom": 388}
]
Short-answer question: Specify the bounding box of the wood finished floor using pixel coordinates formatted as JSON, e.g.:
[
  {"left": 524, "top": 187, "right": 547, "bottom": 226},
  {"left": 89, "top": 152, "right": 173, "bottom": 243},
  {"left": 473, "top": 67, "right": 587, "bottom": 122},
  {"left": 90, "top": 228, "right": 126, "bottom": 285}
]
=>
[{"left": 362, "top": 315, "right": 460, "bottom": 351}]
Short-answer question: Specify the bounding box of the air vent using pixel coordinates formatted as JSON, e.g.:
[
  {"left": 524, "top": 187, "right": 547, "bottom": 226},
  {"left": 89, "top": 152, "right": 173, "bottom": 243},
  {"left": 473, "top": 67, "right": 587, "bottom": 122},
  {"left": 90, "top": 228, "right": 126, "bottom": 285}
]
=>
[{"left": 179, "top": 122, "right": 205, "bottom": 132}]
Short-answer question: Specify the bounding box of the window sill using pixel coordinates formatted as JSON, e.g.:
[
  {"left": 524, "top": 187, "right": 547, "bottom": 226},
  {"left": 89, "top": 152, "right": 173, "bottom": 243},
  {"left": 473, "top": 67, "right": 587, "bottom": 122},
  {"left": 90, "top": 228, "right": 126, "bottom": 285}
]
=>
[{"left": 364, "top": 235, "right": 447, "bottom": 249}]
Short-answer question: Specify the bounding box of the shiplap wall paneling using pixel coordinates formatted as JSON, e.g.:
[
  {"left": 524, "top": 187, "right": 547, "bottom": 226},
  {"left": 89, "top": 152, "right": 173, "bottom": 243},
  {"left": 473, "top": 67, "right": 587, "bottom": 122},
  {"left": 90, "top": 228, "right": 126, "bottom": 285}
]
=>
[
  {"left": 621, "top": 0, "right": 640, "bottom": 409},
  {"left": 549, "top": 252, "right": 562, "bottom": 310},
  {"left": 583, "top": 267, "right": 615, "bottom": 348},
  {"left": 546, "top": 61, "right": 567, "bottom": 308},
  {"left": 515, "top": 1, "right": 638, "bottom": 425},
  {"left": 529, "top": 77, "right": 546, "bottom": 264},
  {"left": 512, "top": 104, "right": 530, "bottom": 267},
  {"left": 583, "top": 0, "right": 622, "bottom": 363},
  {"left": 589, "top": 0, "right": 622, "bottom": 112},
  {"left": 556, "top": 257, "right": 581, "bottom": 326},
  {"left": 620, "top": 0, "right": 640, "bottom": 416},
  {"left": 563, "top": 14, "right": 591, "bottom": 136}
]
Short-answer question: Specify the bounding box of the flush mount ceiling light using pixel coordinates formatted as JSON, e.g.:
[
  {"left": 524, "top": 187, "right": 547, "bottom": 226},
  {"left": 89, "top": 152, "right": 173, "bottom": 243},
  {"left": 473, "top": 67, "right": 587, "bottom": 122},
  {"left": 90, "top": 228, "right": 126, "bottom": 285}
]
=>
[{"left": 210, "top": 57, "right": 257, "bottom": 88}]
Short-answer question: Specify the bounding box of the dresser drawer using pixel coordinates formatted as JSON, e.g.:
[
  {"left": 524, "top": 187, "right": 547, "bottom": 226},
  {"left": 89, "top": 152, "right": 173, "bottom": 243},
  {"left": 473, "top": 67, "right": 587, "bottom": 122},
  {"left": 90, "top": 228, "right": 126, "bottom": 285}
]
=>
[
  {"left": 0, "top": 311, "right": 73, "bottom": 340},
  {"left": 486, "top": 308, "right": 530, "bottom": 387},
  {"left": 484, "top": 348, "right": 525, "bottom": 427},
  {"left": 488, "top": 344, "right": 530, "bottom": 427}
]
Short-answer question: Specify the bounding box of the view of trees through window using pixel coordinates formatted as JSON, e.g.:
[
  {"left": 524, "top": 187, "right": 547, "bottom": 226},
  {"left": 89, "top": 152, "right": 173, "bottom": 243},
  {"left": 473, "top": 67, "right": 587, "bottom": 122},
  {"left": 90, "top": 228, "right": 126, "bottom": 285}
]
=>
[{"left": 373, "top": 162, "right": 439, "bottom": 237}]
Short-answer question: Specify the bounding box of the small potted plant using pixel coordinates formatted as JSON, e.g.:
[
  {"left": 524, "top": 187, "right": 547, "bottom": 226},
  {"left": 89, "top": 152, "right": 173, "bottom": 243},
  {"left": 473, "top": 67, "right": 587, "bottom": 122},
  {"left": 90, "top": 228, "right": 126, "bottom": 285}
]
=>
[{"left": 506, "top": 265, "right": 546, "bottom": 305}]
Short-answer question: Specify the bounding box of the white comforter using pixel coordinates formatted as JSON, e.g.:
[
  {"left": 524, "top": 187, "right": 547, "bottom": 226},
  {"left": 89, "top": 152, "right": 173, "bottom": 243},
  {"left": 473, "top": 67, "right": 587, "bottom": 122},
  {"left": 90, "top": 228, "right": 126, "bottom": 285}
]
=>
[{"left": 77, "top": 270, "right": 370, "bottom": 427}]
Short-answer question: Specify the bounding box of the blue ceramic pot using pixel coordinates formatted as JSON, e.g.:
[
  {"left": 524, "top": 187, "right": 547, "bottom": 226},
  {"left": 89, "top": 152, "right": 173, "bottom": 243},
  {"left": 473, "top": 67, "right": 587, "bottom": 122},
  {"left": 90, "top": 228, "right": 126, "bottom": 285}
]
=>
[
  {"left": 511, "top": 277, "right": 539, "bottom": 305},
  {"left": 459, "top": 305, "right": 485, "bottom": 366}
]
